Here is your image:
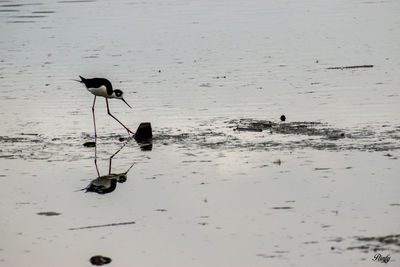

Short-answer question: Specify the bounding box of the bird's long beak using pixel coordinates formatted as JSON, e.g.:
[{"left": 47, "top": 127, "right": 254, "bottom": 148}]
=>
[{"left": 122, "top": 98, "right": 132, "bottom": 109}]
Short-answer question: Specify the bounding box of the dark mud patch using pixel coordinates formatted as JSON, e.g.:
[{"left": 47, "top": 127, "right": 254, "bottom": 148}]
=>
[
  {"left": 229, "top": 119, "right": 346, "bottom": 139},
  {"left": 1, "top": 118, "right": 399, "bottom": 161},
  {"left": 347, "top": 235, "right": 400, "bottom": 253},
  {"left": 227, "top": 119, "right": 400, "bottom": 151},
  {"left": 154, "top": 118, "right": 400, "bottom": 152},
  {"left": 330, "top": 234, "right": 400, "bottom": 254}
]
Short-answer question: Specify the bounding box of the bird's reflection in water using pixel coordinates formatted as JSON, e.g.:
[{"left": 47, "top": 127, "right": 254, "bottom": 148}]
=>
[{"left": 82, "top": 141, "right": 134, "bottom": 194}]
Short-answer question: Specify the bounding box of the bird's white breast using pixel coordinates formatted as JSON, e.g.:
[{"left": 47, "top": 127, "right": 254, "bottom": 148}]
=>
[{"left": 88, "top": 86, "right": 109, "bottom": 98}]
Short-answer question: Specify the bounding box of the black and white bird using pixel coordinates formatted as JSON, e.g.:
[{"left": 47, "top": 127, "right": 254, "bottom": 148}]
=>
[{"left": 75, "top": 76, "right": 134, "bottom": 137}]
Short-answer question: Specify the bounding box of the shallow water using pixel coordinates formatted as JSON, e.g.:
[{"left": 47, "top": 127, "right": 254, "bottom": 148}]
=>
[{"left": 1, "top": 0, "right": 400, "bottom": 266}]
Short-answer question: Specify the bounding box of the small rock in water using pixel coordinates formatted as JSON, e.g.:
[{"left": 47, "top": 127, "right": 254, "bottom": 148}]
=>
[
  {"left": 83, "top": 141, "right": 96, "bottom": 147},
  {"left": 135, "top": 122, "right": 152, "bottom": 142},
  {"left": 280, "top": 115, "right": 286, "bottom": 122},
  {"left": 90, "top": 255, "right": 112, "bottom": 266}
]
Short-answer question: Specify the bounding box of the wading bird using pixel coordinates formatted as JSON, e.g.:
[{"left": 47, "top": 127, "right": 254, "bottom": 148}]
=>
[{"left": 75, "top": 76, "right": 134, "bottom": 137}]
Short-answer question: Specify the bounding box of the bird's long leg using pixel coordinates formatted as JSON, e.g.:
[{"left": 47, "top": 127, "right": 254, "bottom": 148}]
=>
[
  {"left": 94, "top": 143, "right": 100, "bottom": 177},
  {"left": 92, "top": 96, "right": 100, "bottom": 177},
  {"left": 105, "top": 98, "right": 135, "bottom": 135},
  {"left": 92, "top": 96, "right": 97, "bottom": 139}
]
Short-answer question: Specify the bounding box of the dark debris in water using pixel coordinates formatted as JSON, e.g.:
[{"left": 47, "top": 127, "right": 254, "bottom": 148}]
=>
[
  {"left": 327, "top": 64, "right": 374, "bottom": 70},
  {"left": 90, "top": 255, "right": 112, "bottom": 266},
  {"left": 69, "top": 221, "right": 136, "bottom": 231},
  {"left": 271, "top": 206, "right": 293, "bottom": 210},
  {"left": 256, "top": 250, "right": 288, "bottom": 259},
  {"left": 83, "top": 141, "right": 96, "bottom": 147},
  {"left": 37, "top": 211, "right": 61, "bottom": 216},
  {"left": 155, "top": 208, "right": 168, "bottom": 212}
]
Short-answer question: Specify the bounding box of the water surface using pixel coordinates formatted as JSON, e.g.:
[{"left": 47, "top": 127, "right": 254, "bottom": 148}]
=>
[{"left": 1, "top": 0, "right": 400, "bottom": 266}]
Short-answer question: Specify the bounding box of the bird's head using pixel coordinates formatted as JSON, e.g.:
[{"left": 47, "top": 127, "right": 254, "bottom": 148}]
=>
[{"left": 112, "top": 89, "right": 132, "bottom": 108}]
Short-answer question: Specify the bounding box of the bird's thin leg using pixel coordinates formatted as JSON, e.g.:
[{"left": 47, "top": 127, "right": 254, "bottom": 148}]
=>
[
  {"left": 105, "top": 98, "right": 135, "bottom": 135},
  {"left": 92, "top": 96, "right": 99, "bottom": 177},
  {"left": 92, "top": 96, "right": 97, "bottom": 139},
  {"left": 94, "top": 143, "right": 100, "bottom": 177}
]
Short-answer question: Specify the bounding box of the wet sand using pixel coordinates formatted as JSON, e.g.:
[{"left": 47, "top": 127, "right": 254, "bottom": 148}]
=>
[{"left": 1, "top": 0, "right": 400, "bottom": 266}]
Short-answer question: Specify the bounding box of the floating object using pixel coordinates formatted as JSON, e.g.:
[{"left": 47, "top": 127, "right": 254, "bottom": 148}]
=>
[
  {"left": 271, "top": 206, "right": 292, "bottom": 210},
  {"left": 90, "top": 255, "right": 112, "bottom": 266},
  {"left": 83, "top": 141, "right": 96, "bottom": 147},
  {"left": 37, "top": 211, "right": 61, "bottom": 216},
  {"left": 75, "top": 76, "right": 134, "bottom": 138},
  {"left": 327, "top": 65, "right": 373, "bottom": 70},
  {"left": 280, "top": 115, "right": 286, "bottom": 122},
  {"left": 70, "top": 221, "right": 136, "bottom": 231},
  {"left": 135, "top": 122, "right": 152, "bottom": 142}
]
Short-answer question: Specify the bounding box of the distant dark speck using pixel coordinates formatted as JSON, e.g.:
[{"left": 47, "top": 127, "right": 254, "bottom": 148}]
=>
[{"left": 280, "top": 115, "right": 286, "bottom": 122}]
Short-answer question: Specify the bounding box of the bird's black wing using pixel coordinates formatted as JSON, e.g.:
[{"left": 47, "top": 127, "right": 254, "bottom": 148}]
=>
[{"left": 79, "top": 76, "right": 113, "bottom": 95}]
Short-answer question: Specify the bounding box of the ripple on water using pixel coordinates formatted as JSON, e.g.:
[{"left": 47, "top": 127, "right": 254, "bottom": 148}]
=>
[
  {"left": 58, "top": 0, "right": 97, "bottom": 3},
  {"left": 0, "top": 9, "right": 18, "bottom": 12}
]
